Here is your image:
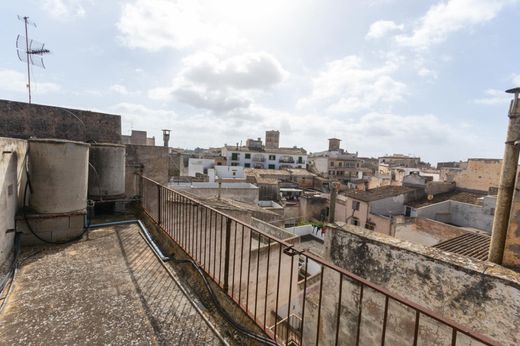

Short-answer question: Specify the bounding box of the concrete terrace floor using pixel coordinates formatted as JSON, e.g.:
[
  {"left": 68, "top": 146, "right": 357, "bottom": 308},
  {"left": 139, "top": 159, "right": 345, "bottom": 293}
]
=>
[{"left": 0, "top": 223, "right": 229, "bottom": 346}]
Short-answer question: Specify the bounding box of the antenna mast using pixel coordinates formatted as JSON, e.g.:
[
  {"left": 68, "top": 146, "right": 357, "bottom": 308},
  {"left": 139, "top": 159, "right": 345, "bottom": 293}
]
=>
[{"left": 16, "top": 16, "right": 50, "bottom": 104}]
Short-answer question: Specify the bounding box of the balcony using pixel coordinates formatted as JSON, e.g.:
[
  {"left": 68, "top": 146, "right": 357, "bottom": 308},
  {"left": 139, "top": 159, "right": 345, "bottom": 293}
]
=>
[
  {"left": 279, "top": 157, "right": 295, "bottom": 164},
  {"left": 252, "top": 155, "right": 266, "bottom": 162}
]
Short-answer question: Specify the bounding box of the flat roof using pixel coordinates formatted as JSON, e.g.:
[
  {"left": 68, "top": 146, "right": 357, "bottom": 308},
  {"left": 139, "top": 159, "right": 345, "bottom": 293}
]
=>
[
  {"left": 407, "top": 190, "right": 487, "bottom": 208},
  {"left": 344, "top": 185, "right": 417, "bottom": 202}
]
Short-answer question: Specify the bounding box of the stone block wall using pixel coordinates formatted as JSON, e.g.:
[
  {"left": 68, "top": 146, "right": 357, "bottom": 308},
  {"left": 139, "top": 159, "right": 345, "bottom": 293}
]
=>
[{"left": 0, "top": 99, "right": 121, "bottom": 144}]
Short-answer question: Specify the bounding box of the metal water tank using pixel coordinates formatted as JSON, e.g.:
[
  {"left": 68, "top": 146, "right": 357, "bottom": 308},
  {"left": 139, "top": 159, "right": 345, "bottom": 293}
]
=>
[
  {"left": 88, "top": 143, "right": 126, "bottom": 199},
  {"left": 28, "top": 139, "right": 89, "bottom": 214}
]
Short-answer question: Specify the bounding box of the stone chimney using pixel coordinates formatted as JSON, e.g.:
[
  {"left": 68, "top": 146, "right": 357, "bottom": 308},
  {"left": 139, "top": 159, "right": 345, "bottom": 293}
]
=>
[
  {"left": 162, "top": 129, "right": 171, "bottom": 147},
  {"left": 328, "top": 138, "right": 341, "bottom": 151}
]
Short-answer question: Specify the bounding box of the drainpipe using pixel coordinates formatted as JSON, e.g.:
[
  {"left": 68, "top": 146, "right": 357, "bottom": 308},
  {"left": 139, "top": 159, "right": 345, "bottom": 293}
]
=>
[{"left": 488, "top": 88, "right": 520, "bottom": 264}]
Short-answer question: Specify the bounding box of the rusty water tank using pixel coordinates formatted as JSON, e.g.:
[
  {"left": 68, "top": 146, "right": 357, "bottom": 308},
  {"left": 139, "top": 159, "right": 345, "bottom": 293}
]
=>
[
  {"left": 28, "top": 139, "right": 89, "bottom": 214},
  {"left": 88, "top": 143, "right": 126, "bottom": 199}
]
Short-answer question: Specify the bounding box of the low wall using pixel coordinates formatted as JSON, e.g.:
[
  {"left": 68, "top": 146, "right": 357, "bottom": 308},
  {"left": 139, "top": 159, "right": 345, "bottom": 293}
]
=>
[
  {"left": 125, "top": 145, "right": 169, "bottom": 197},
  {"left": 395, "top": 217, "right": 468, "bottom": 246},
  {"left": 251, "top": 218, "right": 294, "bottom": 240},
  {"left": 0, "top": 99, "right": 121, "bottom": 144},
  {"left": 307, "top": 225, "right": 520, "bottom": 345}
]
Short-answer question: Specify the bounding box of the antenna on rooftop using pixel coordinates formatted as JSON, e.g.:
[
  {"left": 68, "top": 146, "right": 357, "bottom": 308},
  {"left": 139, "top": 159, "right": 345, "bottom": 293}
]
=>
[{"left": 16, "top": 15, "right": 51, "bottom": 104}]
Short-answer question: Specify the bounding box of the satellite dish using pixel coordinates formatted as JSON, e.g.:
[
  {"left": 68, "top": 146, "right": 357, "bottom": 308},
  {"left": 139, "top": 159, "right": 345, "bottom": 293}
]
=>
[{"left": 427, "top": 194, "right": 434, "bottom": 200}]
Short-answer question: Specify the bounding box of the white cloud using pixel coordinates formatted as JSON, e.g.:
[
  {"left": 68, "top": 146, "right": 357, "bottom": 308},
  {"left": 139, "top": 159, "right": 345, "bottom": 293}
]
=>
[
  {"left": 41, "top": 0, "right": 90, "bottom": 18},
  {"left": 297, "top": 55, "right": 407, "bottom": 113},
  {"left": 117, "top": 0, "right": 243, "bottom": 51},
  {"left": 109, "top": 84, "right": 129, "bottom": 95},
  {"left": 474, "top": 89, "right": 510, "bottom": 105},
  {"left": 365, "top": 20, "right": 404, "bottom": 40},
  {"left": 396, "top": 0, "right": 517, "bottom": 49},
  {"left": 0, "top": 68, "right": 61, "bottom": 94},
  {"left": 512, "top": 74, "right": 520, "bottom": 86},
  {"left": 148, "top": 51, "right": 287, "bottom": 113}
]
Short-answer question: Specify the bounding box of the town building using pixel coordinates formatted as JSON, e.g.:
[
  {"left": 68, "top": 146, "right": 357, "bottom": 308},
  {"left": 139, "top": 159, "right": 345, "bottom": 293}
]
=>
[
  {"left": 222, "top": 131, "right": 307, "bottom": 169},
  {"left": 308, "top": 138, "right": 366, "bottom": 179},
  {"left": 335, "top": 185, "right": 424, "bottom": 234},
  {"left": 121, "top": 129, "right": 155, "bottom": 146},
  {"left": 442, "top": 158, "right": 502, "bottom": 193}
]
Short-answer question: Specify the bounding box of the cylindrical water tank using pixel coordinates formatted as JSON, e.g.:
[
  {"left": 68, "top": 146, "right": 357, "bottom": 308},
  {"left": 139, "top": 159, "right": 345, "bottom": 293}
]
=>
[
  {"left": 88, "top": 143, "right": 126, "bottom": 199},
  {"left": 28, "top": 139, "right": 89, "bottom": 214}
]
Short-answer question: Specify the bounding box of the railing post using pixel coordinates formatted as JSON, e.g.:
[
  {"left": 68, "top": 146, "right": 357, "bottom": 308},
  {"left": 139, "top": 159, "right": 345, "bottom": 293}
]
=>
[
  {"left": 157, "top": 184, "right": 162, "bottom": 225},
  {"left": 223, "top": 218, "right": 232, "bottom": 292}
]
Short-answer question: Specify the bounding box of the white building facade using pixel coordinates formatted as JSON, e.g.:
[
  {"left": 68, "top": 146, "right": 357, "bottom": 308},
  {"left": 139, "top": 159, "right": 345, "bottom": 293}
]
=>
[{"left": 221, "top": 146, "right": 307, "bottom": 170}]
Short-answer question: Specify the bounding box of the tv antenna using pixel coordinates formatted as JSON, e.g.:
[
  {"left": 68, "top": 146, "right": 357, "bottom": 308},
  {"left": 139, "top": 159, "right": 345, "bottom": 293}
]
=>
[{"left": 16, "top": 15, "right": 51, "bottom": 104}]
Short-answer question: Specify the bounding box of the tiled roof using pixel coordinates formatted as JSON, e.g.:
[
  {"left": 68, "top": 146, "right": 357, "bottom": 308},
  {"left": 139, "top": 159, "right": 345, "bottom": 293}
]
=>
[
  {"left": 344, "top": 185, "right": 417, "bottom": 202},
  {"left": 433, "top": 233, "right": 490, "bottom": 261}
]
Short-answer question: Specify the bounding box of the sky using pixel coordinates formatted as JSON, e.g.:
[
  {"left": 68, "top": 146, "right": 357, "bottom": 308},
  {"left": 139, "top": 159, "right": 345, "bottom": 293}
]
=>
[{"left": 1, "top": 0, "right": 519, "bottom": 164}]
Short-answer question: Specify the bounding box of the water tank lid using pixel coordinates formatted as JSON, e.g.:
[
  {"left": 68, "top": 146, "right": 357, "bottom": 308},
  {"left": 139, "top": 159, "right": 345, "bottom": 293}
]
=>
[
  {"left": 28, "top": 138, "right": 90, "bottom": 147},
  {"left": 90, "top": 142, "right": 126, "bottom": 148}
]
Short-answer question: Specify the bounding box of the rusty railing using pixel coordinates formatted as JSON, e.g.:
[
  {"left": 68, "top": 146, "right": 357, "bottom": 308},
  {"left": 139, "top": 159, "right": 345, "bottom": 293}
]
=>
[{"left": 140, "top": 175, "right": 499, "bottom": 346}]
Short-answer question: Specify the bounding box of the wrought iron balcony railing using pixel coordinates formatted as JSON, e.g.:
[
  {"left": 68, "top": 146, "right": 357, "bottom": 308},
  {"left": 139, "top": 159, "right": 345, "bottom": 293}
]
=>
[{"left": 140, "top": 175, "right": 499, "bottom": 346}]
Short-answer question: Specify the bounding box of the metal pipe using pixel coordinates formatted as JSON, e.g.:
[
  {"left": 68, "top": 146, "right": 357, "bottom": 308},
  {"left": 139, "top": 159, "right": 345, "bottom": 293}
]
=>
[{"left": 489, "top": 88, "right": 520, "bottom": 264}]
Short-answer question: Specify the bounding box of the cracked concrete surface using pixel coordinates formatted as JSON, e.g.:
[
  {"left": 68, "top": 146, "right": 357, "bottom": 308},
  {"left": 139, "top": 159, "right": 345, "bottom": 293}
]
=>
[{"left": 0, "top": 224, "right": 225, "bottom": 345}]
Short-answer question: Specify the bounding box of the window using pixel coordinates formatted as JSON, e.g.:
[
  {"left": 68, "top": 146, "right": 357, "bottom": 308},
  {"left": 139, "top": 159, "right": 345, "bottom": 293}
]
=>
[
  {"left": 269, "top": 155, "right": 276, "bottom": 160},
  {"left": 352, "top": 201, "right": 360, "bottom": 211},
  {"left": 330, "top": 161, "right": 334, "bottom": 167},
  {"left": 351, "top": 217, "right": 359, "bottom": 226},
  {"left": 244, "top": 163, "right": 251, "bottom": 168},
  {"left": 338, "top": 162, "right": 343, "bottom": 167},
  {"left": 245, "top": 153, "right": 251, "bottom": 159},
  {"left": 365, "top": 222, "right": 375, "bottom": 230},
  {"left": 298, "top": 156, "right": 303, "bottom": 164},
  {"left": 268, "top": 164, "right": 276, "bottom": 169},
  {"left": 231, "top": 162, "right": 239, "bottom": 166},
  {"left": 231, "top": 153, "right": 239, "bottom": 161}
]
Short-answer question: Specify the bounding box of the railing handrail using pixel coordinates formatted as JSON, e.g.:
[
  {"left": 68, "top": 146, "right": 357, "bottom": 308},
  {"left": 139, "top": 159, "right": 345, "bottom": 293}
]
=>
[{"left": 141, "top": 175, "right": 500, "bottom": 346}]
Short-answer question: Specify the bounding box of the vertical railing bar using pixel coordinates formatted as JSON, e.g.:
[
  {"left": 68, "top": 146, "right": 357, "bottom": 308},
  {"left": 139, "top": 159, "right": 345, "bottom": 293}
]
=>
[
  {"left": 285, "top": 254, "right": 295, "bottom": 346},
  {"left": 197, "top": 203, "right": 202, "bottom": 263},
  {"left": 232, "top": 221, "right": 237, "bottom": 299},
  {"left": 189, "top": 198, "right": 192, "bottom": 254},
  {"left": 157, "top": 184, "right": 161, "bottom": 225},
  {"left": 451, "top": 329, "right": 457, "bottom": 346},
  {"left": 299, "top": 256, "right": 309, "bottom": 345},
  {"left": 273, "top": 245, "right": 282, "bottom": 341},
  {"left": 212, "top": 211, "right": 217, "bottom": 279},
  {"left": 254, "top": 233, "right": 261, "bottom": 320},
  {"left": 246, "top": 228, "right": 253, "bottom": 311},
  {"left": 204, "top": 207, "right": 208, "bottom": 270},
  {"left": 223, "top": 218, "right": 232, "bottom": 293},
  {"left": 335, "top": 273, "right": 343, "bottom": 346},
  {"left": 208, "top": 209, "right": 213, "bottom": 277},
  {"left": 413, "top": 311, "right": 420, "bottom": 346},
  {"left": 238, "top": 224, "right": 244, "bottom": 305},
  {"left": 381, "top": 295, "right": 390, "bottom": 346},
  {"left": 219, "top": 214, "right": 224, "bottom": 285},
  {"left": 355, "top": 284, "right": 364, "bottom": 346},
  {"left": 263, "top": 239, "right": 271, "bottom": 331},
  {"left": 315, "top": 269, "right": 324, "bottom": 346}
]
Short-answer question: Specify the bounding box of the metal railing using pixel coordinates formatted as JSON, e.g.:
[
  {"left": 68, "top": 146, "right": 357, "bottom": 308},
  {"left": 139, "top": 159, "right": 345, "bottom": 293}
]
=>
[{"left": 140, "top": 175, "right": 499, "bottom": 346}]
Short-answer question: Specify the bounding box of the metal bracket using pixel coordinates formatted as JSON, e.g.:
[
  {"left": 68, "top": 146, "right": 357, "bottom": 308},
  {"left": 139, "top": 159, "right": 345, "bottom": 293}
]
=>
[{"left": 283, "top": 246, "right": 299, "bottom": 257}]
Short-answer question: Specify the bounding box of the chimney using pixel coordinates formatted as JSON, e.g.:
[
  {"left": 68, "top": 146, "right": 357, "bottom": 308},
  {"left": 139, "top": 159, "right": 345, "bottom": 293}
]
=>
[
  {"left": 162, "top": 129, "right": 171, "bottom": 147},
  {"left": 489, "top": 87, "right": 520, "bottom": 266},
  {"left": 328, "top": 138, "right": 341, "bottom": 151}
]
